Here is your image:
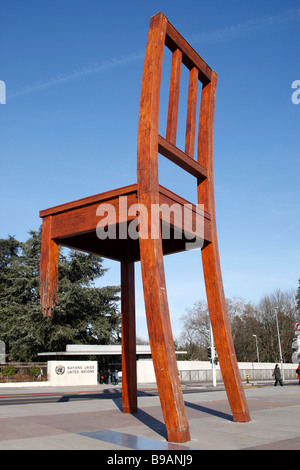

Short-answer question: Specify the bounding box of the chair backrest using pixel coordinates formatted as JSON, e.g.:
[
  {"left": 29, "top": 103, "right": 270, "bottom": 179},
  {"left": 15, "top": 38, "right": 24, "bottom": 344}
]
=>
[{"left": 137, "top": 12, "right": 218, "bottom": 216}]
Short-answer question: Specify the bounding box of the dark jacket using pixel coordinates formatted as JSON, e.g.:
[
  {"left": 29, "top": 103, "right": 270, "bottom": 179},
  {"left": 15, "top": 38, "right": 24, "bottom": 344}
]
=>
[{"left": 273, "top": 366, "right": 281, "bottom": 380}]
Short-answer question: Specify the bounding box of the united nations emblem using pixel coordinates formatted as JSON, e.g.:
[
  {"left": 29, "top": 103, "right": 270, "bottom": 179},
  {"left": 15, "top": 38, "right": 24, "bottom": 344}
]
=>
[{"left": 55, "top": 365, "right": 65, "bottom": 375}]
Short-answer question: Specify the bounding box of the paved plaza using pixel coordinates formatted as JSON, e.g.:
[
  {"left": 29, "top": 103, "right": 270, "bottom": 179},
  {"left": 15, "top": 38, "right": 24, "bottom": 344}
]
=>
[{"left": 0, "top": 382, "right": 299, "bottom": 450}]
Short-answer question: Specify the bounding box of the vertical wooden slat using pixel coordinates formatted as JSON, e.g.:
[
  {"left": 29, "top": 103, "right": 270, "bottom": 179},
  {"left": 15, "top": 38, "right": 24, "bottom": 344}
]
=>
[
  {"left": 185, "top": 66, "right": 198, "bottom": 158},
  {"left": 121, "top": 259, "right": 137, "bottom": 413},
  {"left": 166, "top": 48, "right": 182, "bottom": 145}
]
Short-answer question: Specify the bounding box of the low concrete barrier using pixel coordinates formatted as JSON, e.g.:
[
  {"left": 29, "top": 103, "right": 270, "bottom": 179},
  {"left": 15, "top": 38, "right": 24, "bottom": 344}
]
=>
[{"left": 137, "top": 360, "right": 298, "bottom": 384}]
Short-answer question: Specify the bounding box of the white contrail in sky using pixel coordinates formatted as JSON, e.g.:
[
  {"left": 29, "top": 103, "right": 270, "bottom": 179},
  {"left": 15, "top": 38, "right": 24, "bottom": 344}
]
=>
[
  {"left": 7, "top": 51, "right": 144, "bottom": 100},
  {"left": 189, "top": 7, "right": 300, "bottom": 45},
  {"left": 6, "top": 8, "right": 299, "bottom": 100}
]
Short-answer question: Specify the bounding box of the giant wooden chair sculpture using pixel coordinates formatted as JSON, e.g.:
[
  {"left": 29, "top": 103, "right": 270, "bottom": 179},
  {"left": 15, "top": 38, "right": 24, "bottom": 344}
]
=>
[{"left": 39, "top": 12, "right": 250, "bottom": 443}]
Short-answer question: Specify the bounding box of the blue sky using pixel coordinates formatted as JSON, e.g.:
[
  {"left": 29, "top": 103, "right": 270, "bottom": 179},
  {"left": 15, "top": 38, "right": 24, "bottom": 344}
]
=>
[{"left": 1, "top": 1, "right": 299, "bottom": 340}]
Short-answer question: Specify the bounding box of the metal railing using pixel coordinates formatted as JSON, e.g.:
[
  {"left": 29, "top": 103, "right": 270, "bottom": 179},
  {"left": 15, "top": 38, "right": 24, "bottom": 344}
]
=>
[{"left": 179, "top": 367, "right": 297, "bottom": 384}]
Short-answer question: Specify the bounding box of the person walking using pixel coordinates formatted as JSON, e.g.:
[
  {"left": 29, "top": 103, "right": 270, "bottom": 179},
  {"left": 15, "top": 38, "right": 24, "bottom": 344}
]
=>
[
  {"left": 272, "top": 364, "right": 283, "bottom": 386},
  {"left": 114, "top": 370, "right": 119, "bottom": 385}
]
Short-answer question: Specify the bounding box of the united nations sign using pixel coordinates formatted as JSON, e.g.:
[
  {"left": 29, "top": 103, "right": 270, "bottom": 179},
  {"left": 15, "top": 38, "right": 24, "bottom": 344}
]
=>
[{"left": 49, "top": 361, "right": 97, "bottom": 386}]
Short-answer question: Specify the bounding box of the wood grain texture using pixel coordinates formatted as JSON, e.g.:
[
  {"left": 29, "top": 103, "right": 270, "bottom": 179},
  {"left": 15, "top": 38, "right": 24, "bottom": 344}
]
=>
[
  {"left": 158, "top": 135, "right": 207, "bottom": 180},
  {"left": 121, "top": 259, "right": 137, "bottom": 413},
  {"left": 185, "top": 66, "right": 198, "bottom": 157},
  {"left": 198, "top": 76, "right": 251, "bottom": 422},
  {"left": 166, "top": 48, "right": 182, "bottom": 145},
  {"left": 137, "top": 12, "right": 191, "bottom": 443},
  {"left": 39, "top": 216, "right": 59, "bottom": 317},
  {"left": 165, "top": 20, "right": 213, "bottom": 84}
]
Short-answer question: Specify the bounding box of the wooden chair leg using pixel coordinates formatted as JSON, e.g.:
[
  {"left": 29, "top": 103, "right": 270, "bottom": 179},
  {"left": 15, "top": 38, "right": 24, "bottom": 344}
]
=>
[
  {"left": 202, "top": 242, "right": 251, "bottom": 422},
  {"left": 139, "top": 237, "right": 190, "bottom": 443},
  {"left": 39, "top": 216, "right": 59, "bottom": 318},
  {"left": 121, "top": 260, "right": 137, "bottom": 413}
]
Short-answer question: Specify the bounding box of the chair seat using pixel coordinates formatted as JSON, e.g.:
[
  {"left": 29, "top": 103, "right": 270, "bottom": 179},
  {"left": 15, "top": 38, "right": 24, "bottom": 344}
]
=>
[{"left": 40, "top": 183, "right": 211, "bottom": 262}]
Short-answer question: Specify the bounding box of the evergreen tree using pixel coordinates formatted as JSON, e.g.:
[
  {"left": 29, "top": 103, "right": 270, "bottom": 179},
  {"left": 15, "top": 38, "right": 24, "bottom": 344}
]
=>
[{"left": 0, "top": 229, "right": 120, "bottom": 361}]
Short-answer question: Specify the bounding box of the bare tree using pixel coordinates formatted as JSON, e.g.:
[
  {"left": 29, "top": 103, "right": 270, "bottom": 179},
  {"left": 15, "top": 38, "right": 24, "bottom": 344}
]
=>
[{"left": 179, "top": 288, "right": 298, "bottom": 362}]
